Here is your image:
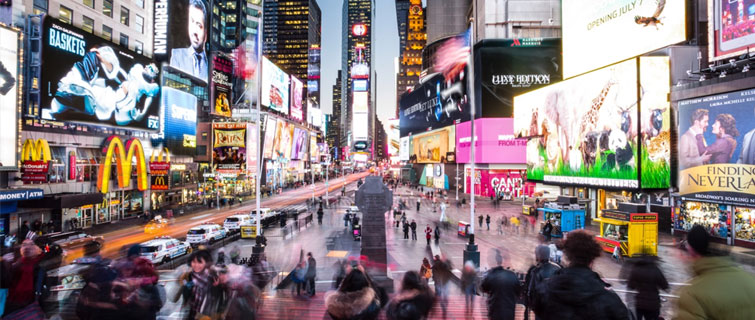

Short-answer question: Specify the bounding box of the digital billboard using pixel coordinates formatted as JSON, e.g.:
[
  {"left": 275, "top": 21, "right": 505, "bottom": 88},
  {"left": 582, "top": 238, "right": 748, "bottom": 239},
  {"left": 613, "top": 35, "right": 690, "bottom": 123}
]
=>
[
  {"left": 262, "top": 116, "right": 276, "bottom": 159},
  {"left": 307, "top": 45, "right": 320, "bottom": 111},
  {"left": 411, "top": 127, "right": 455, "bottom": 164},
  {"left": 399, "top": 71, "right": 474, "bottom": 138},
  {"left": 709, "top": 0, "right": 755, "bottom": 61},
  {"left": 639, "top": 57, "right": 671, "bottom": 189},
  {"left": 456, "top": 118, "right": 527, "bottom": 164},
  {"left": 562, "top": 0, "right": 686, "bottom": 78},
  {"left": 290, "top": 75, "right": 304, "bottom": 122},
  {"left": 261, "top": 57, "right": 290, "bottom": 115},
  {"left": 399, "top": 137, "right": 411, "bottom": 161},
  {"left": 281, "top": 121, "right": 294, "bottom": 160},
  {"left": 513, "top": 59, "right": 640, "bottom": 188},
  {"left": 353, "top": 91, "right": 368, "bottom": 113},
  {"left": 40, "top": 18, "right": 161, "bottom": 131},
  {"left": 246, "top": 123, "right": 257, "bottom": 174},
  {"left": 310, "top": 135, "right": 318, "bottom": 161},
  {"left": 678, "top": 88, "right": 755, "bottom": 207},
  {"left": 160, "top": 87, "right": 197, "bottom": 156},
  {"left": 353, "top": 113, "right": 369, "bottom": 140},
  {"left": 212, "top": 122, "right": 246, "bottom": 173},
  {"left": 271, "top": 119, "right": 284, "bottom": 160},
  {"left": 211, "top": 54, "right": 233, "bottom": 117},
  {"left": 353, "top": 79, "right": 368, "bottom": 92},
  {"left": 291, "top": 127, "right": 306, "bottom": 160},
  {"left": 474, "top": 38, "right": 562, "bottom": 118},
  {"left": 0, "top": 25, "right": 20, "bottom": 170},
  {"left": 153, "top": 0, "right": 210, "bottom": 82}
]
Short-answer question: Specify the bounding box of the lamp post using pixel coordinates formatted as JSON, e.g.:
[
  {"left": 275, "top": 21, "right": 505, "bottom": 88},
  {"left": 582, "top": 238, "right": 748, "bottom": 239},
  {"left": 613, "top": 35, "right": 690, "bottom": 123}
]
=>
[
  {"left": 254, "top": 1, "right": 264, "bottom": 245},
  {"left": 463, "top": 2, "right": 480, "bottom": 268}
]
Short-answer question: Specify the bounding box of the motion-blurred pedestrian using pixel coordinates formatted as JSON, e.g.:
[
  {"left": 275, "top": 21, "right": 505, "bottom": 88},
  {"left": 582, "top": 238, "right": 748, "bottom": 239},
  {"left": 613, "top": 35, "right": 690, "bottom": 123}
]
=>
[
  {"left": 410, "top": 220, "right": 417, "bottom": 240},
  {"left": 461, "top": 261, "right": 479, "bottom": 312},
  {"left": 2, "top": 239, "right": 47, "bottom": 318},
  {"left": 525, "top": 245, "right": 560, "bottom": 320},
  {"left": 306, "top": 252, "right": 317, "bottom": 296},
  {"left": 481, "top": 249, "right": 521, "bottom": 320},
  {"left": 431, "top": 255, "right": 452, "bottom": 316},
  {"left": 419, "top": 258, "right": 432, "bottom": 283},
  {"left": 219, "top": 264, "right": 261, "bottom": 320},
  {"left": 416, "top": 198, "right": 421, "bottom": 212},
  {"left": 173, "top": 250, "right": 224, "bottom": 320},
  {"left": 478, "top": 215, "right": 484, "bottom": 228},
  {"left": 402, "top": 222, "right": 409, "bottom": 240},
  {"left": 386, "top": 271, "right": 434, "bottom": 320},
  {"left": 424, "top": 225, "right": 432, "bottom": 246},
  {"left": 542, "top": 220, "right": 553, "bottom": 242},
  {"left": 434, "top": 225, "right": 440, "bottom": 243},
  {"left": 325, "top": 268, "right": 381, "bottom": 320},
  {"left": 627, "top": 255, "right": 668, "bottom": 320},
  {"left": 486, "top": 214, "right": 491, "bottom": 230}
]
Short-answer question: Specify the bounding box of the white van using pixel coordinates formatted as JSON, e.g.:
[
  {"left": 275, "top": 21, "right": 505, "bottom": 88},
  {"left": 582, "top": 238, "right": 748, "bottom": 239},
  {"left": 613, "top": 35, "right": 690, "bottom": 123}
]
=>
[
  {"left": 186, "top": 224, "right": 227, "bottom": 246},
  {"left": 224, "top": 214, "right": 251, "bottom": 232}
]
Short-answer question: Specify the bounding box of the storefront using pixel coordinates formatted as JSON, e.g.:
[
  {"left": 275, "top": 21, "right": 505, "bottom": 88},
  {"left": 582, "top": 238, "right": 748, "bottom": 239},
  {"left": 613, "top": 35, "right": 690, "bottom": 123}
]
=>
[
  {"left": 19, "top": 192, "right": 102, "bottom": 231},
  {"left": 464, "top": 166, "right": 535, "bottom": 199},
  {"left": 675, "top": 200, "right": 732, "bottom": 243}
]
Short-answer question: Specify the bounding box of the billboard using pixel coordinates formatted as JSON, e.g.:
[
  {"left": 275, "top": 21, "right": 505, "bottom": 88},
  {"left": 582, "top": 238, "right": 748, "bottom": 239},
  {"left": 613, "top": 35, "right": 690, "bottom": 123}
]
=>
[
  {"left": 246, "top": 123, "right": 257, "bottom": 174},
  {"left": 211, "top": 54, "right": 233, "bottom": 117},
  {"left": 212, "top": 123, "right": 246, "bottom": 173},
  {"left": 0, "top": 25, "right": 19, "bottom": 170},
  {"left": 307, "top": 45, "right": 320, "bottom": 111},
  {"left": 411, "top": 127, "right": 455, "bottom": 163},
  {"left": 709, "top": 0, "right": 755, "bottom": 61},
  {"left": 353, "top": 91, "right": 369, "bottom": 113},
  {"left": 474, "top": 38, "right": 562, "bottom": 118},
  {"left": 399, "top": 71, "right": 473, "bottom": 137},
  {"left": 399, "top": 137, "right": 411, "bottom": 161},
  {"left": 280, "top": 121, "right": 294, "bottom": 160},
  {"left": 290, "top": 75, "right": 304, "bottom": 121},
  {"left": 97, "top": 136, "right": 148, "bottom": 193},
  {"left": 639, "top": 57, "right": 671, "bottom": 189},
  {"left": 351, "top": 44, "right": 369, "bottom": 79},
  {"left": 40, "top": 18, "right": 161, "bottom": 131},
  {"left": 456, "top": 118, "right": 527, "bottom": 164},
  {"left": 353, "top": 113, "right": 369, "bottom": 140},
  {"left": 562, "top": 0, "right": 686, "bottom": 78},
  {"left": 353, "top": 79, "right": 368, "bottom": 92},
  {"left": 149, "top": 161, "right": 170, "bottom": 191},
  {"left": 291, "top": 127, "right": 306, "bottom": 160},
  {"left": 153, "top": 0, "right": 210, "bottom": 82},
  {"left": 160, "top": 87, "right": 197, "bottom": 156},
  {"left": 263, "top": 116, "right": 276, "bottom": 159},
  {"left": 513, "top": 59, "right": 640, "bottom": 188},
  {"left": 678, "top": 88, "right": 755, "bottom": 207},
  {"left": 261, "top": 57, "right": 290, "bottom": 115},
  {"left": 465, "top": 169, "right": 535, "bottom": 199},
  {"left": 308, "top": 106, "right": 322, "bottom": 128},
  {"left": 310, "top": 135, "right": 318, "bottom": 161}
]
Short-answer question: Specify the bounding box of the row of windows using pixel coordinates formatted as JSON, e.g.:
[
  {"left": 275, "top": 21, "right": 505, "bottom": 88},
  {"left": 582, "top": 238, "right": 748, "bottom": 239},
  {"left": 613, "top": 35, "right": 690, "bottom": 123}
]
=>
[
  {"left": 59, "top": 5, "right": 143, "bottom": 53},
  {"left": 79, "top": 0, "right": 145, "bottom": 33}
]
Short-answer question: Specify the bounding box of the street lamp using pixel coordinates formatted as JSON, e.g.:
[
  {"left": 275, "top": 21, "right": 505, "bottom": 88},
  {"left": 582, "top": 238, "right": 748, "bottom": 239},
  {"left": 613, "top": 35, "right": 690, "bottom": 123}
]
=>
[{"left": 463, "top": 4, "right": 480, "bottom": 268}]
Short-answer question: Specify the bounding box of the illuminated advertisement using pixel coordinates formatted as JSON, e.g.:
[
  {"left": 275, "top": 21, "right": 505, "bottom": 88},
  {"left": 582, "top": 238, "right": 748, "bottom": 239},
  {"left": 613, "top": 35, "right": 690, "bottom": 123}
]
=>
[
  {"left": 514, "top": 59, "right": 639, "bottom": 188},
  {"left": 290, "top": 75, "right": 304, "bottom": 122},
  {"left": 281, "top": 122, "right": 294, "bottom": 160},
  {"left": 153, "top": 0, "right": 210, "bottom": 82},
  {"left": 639, "top": 57, "right": 671, "bottom": 189},
  {"left": 233, "top": 36, "right": 259, "bottom": 110},
  {"left": 709, "top": 0, "right": 755, "bottom": 61},
  {"left": 261, "top": 57, "right": 290, "bottom": 114},
  {"left": 420, "top": 164, "right": 448, "bottom": 189},
  {"left": 353, "top": 79, "right": 368, "bottom": 92},
  {"left": 465, "top": 169, "right": 535, "bottom": 198},
  {"left": 159, "top": 87, "right": 197, "bottom": 156},
  {"left": 351, "top": 44, "right": 369, "bottom": 79},
  {"left": 262, "top": 116, "right": 277, "bottom": 159},
  {"left": 212, "top": 123, "right": 246, "bottom": 173},
  {"left": 400, "top": 31, "right": 474, "bottom": 138},
  {"left": 310, "top": 135, "right": 318, "bottom": 162},
  {"left": 291, "top": 127, "right": 306, "bottom": 160},
  {"left": 246, "top": 123, "right": 257, "bottom": 174},
  {"left": 388, "top": 119, "right": 400, "bottom": 158},
  {"left": 562, "top": 0, "right": 686, "bottom": 78},
  {"left": 307, "top": 45, "right": 320, "bottom": 111},
  {"left": 411, "top": 127, "right": 455, "bottom": 164},
  {"left": 271, "top": 119, "right": 283, "bottom": 160},
  {"left": 353, "top": 113, "right": 369, "bottom": 140},
  {"left": 40, "top": 18, "right": 161, "bottom": 131},
  {"left": 474, "top": 38, "right": 562, "bottom": 117},
  {"left": 0, "top": 25, "right": 20, "bottom": 170},
  {"left": 353, "top": 91, "right": 369, "bottom": 113},
  {"left": 455, "top": 118, "right": 527, "bottom": 164},
  {"left": 400, "top": 137, "right": 411, "bottom": 161},
  {"left": 308, "top": 106, "right": 322, "bottom": 128},
  {"left": 678, "top": 88, "right": 755, "bottom": 207},
  {"left": 210, "top": 54, "right": 232, "bottom": 117}
]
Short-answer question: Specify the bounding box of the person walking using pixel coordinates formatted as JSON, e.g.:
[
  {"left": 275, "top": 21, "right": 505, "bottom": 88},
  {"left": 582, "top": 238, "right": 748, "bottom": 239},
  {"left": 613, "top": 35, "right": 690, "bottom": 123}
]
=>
[
  {"left": 497, "top": 216, "right": 504, "bottom": 235},
  {"left": 402, "top": 221, "right": 410, "bottom": 240},
  {"left": 542, "top": 220, "right": 553, "bottom": 242},
  {"left": 461, "top": 261, "right": 479, "bottom": 312},
  {"left": 486, "top": 214, "right": 491, "bottom": 230},
  {"left": 317, "top": 206, "right": 324, "bottom": 225},
  {"left": 524, "top": 245, "right": 561, "bottom": 320},
  {"left": 2, "top": 239, "right": 48, "bottom": 318},
  {"left": 424, "top": 225, "right": 433, "bottom": 246},
  {"left": 431, "top": 255, "right": 452, "bottom": 316},
  {"left": 325, "top": 268, "right": 381, "bottom": 320},
  {"left": 440, "top": 201, "right": 447, "bottom": 222},
  {"left": 386, "top": 271, "right": 435, "bottom": 320},
  {"left": 478, "top": 215, "right": 484, "bottom": 228},
  {"left": 481, "top": 249, "right": 521, "bottom": 320},
  {"left": 434, "top": 225, "right": 441, "bottom": 243},
  {"left": 511, "top": 216, "right": 521, "bottom": 235},
  {"left": 419, "top": 258, "right": 433, "bottom": 282},
  {"left": 410, "top": 219, "right": 418, "bottom": 240},
  {"left": 674, "top": 225, "right": 755, "bottom": 320},
  {"left": 627, "top": 255, "right": 668, "bottom": 320},
  {"left": 416, "top": 197, "right": 421, "bottom": 212},
  {"left": 18, "top": 221, "right": 30, "bottom": 242},
  {"left": 306, "top": 252, "right": 317, "bottom": 296},
  {"left": 532, "top": 231, "right": 629, "bottom": 320}
]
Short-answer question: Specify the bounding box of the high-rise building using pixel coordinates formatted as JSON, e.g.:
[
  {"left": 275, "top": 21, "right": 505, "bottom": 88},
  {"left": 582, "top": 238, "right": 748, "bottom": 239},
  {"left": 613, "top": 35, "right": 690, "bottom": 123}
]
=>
[
  {"left": 425, "top": 0, "right": 468, "bottom": 44},
  {"left": 263, "top": 0, "right": 322, "bottom": 122},
  {"left": 395, "top": 0, "right": 410, "bottom": 56},
  {"left": 396, "top": 0, "right": 425, "bottom": 110},
  {"left": 211, "top": 0, "right": 262, "bottom": 53},
  {"left": 470, "top": 0, "right": 561, "bottom": 40},
  {"left": 327, "top": 72, "right": 343, "bottom": 161},
  {"left": 374, "top": 118, "right": 387, "bottom": 161}
]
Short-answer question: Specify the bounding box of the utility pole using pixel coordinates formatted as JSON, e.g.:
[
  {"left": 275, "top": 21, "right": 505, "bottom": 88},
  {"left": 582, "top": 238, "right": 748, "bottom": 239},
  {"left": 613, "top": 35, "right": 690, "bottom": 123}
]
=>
[{"left": 463, "top": 0, "right": 480, "bottom": 268}]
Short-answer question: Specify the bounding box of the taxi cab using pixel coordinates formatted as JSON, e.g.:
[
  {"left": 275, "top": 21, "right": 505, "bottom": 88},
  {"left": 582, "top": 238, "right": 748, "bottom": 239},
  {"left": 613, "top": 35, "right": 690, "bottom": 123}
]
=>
[{"left": 144, "top": 215, "right": 169, "bottom": 234}]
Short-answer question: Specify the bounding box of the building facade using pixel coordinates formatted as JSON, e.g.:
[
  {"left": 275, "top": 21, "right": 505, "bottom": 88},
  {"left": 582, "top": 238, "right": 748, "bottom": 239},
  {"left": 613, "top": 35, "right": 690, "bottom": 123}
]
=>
[
  {"left": 425, "top": 0, "right": 468, "bottom": 45},
  {"left": 469, "top": 0, "right": 561, "bottom": 40},
  {"left": 340, "top": 0, "right": 372, "bottom": 163},
  {"left": 396, "top": 0, "right": 425, "bottom": 108}
]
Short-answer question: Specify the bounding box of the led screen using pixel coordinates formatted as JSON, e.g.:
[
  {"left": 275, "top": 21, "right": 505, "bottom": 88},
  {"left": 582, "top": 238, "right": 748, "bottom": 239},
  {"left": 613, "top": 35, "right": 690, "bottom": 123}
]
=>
[
  {"left": 153, "top": 0, "right": 210, "bottom": 82},
  {"left": 263, "top": 116, "right": 276, "bottom": 159},
  {"left": 213, "top": 122, "right": 246, "bottom": 173},
  {"left": 353, "top": 113, "right": 369, "bottom": 140},
  {"left": 290, "top": 75, "right": 304, "bottom": 121},
  {"left": 411, "top": 127, "right": 455, "bottom": 164},
  {"left": 639, "top": 57, "right": 671, "bottom": 189},
  {"left": 210, "top": 54, "right": 232, "bottom": 117},
  {"left": 0, "top": 25, "right": 19, "bottom": 170},
  {"left": 709, "top": 0, "right": 755, "bottom": 61},
  {"left": 261, "top": 57, "right": 290, "bottom": 115}
]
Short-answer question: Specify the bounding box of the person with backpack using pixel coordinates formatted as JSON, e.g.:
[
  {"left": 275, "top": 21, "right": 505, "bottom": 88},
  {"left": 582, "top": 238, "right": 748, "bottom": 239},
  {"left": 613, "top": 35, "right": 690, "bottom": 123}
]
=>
[
  {"left": 386, "top": 271, "right": 434, "bottom": 320},
  {"left": 419, "top": 258, "right": 433, "bottom": 283},
  {"left": 524, "top": 245, "right": 561, "bottom": 320}
]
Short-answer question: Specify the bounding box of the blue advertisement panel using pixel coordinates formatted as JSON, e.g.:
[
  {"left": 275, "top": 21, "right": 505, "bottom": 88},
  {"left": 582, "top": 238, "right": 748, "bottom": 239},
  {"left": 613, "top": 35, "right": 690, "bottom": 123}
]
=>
[{"left": 160, "top": 87, "right": 197, "bottom": 155}]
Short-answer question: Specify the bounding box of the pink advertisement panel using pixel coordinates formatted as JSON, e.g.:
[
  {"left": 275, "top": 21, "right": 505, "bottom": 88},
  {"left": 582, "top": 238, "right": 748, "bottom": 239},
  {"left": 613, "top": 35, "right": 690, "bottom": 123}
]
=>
[
  {"left": 455, "top": 118, "right": 526, "bottom": 164},
  {"left": 465, "top": 169, "right": 535, "bottom": 198}
]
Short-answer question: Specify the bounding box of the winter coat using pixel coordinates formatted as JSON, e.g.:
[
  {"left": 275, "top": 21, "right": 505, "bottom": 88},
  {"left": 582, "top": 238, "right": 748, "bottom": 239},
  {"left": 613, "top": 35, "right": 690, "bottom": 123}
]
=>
[
  {"left": 674, "top": 256, "right": 755, "bottom": 320},
  {"left": 525, "top": 261, "right": 560, "bottom": 312},
  {"left": 480, "top": 266, "right": 521, "bottom": 320},
  {"left": 626, "top": 258, "right": 668, "bottom": 311},
  {"left": 385, "top": 289, "right": 435, "bottom": 320},
  {"left": 536, "top": 266, "right": 628, "bottom": 320},
  {"left": 306, "top": 257, "right": 317, "bottom": 278},
  {"left": 325, "top": 287, "right": 381, "bottom": 320},
  {"left": 223, "top": 282, "right": 261, "bottom": 320}
]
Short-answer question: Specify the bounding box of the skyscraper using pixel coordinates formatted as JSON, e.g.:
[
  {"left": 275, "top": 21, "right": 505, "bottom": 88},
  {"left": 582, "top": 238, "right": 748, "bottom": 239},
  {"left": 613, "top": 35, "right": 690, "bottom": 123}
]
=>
[
  {"left": 263, "top": 0, "right": 322, "bottom": 122},
  {"left": 396, "top": 0, "right": 425, "bottom": 111},
  {"left": 211, "top": 0, "right": 263, "bottom": 53},
  {"left": 395, "top": 0, "right": 411, "bottom": 56},
  {"left": 426, "top": 0, "right": 469, "bottom": 44},
  {"left": 328, "top": 72, "right": 343, "bottom": 161}
]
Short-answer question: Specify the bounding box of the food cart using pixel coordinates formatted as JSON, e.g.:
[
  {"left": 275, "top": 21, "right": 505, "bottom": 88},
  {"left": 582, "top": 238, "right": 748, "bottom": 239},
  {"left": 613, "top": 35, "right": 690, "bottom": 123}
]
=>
[
  {"left": 537, "top": 206, "right": 586, "bottom": 238},
  {"left": 595, "top": 209, "right": 658, "bottom": 257}
]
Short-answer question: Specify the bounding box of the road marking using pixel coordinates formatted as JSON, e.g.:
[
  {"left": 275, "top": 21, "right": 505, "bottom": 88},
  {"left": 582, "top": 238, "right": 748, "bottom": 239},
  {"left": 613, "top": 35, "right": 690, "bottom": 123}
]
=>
[
  {"left": 444, "top": 242, "right": 468, "bottom": 245},
  {"left": 190, "top": 214, "right": 212, "bottom": 220},
  {"left": 316, "top": 280, "right": 335, "bottom": 284}
]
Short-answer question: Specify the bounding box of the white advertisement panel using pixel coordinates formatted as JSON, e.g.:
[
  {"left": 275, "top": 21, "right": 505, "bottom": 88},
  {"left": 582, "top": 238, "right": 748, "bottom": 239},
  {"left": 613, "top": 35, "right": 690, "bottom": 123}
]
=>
[
  {"left": 562, "top": 0, "right": 686, "bottom": 78},
  {"left": 0, "top": 26, "right": 19, "bottom": 170},
  {"left": 261, "top": 57, "right": 290, "bottom": 114},
  {"left": 353, "top": 91, "right": 368, "bottom": 113},
  {"left": 399, "top": 137, "right": 410, "bottom": 161},
  {"left": 353, "top": 113, "right": 369, "bottom": 140}
]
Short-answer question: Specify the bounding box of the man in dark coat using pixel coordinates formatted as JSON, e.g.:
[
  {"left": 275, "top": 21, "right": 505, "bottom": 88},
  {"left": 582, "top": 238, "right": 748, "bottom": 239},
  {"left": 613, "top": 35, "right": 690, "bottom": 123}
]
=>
[
  {"left": 627, "top": 256, "right": 668, "bottom": 320},
  {"left": 525, "top": 245, "right": 561, "bottom": 320},
  {"left": 402, "top": 222, "right": 410, "bottom": 239},
  {"left": 542, "top": 220, "right": 553, "bottom": 242},
  {"left": 18, "top": 221, "right": 30, "bottom": 241},
  {"left": 480, "top": 249, "right": 521, "bottom": 320},
  {"left": 478, "top": 215, "right": 484, "bottom": 228},
  {"left": 306, "top": 252, "right": 317, "bottom": 296},
  {"left": 410, "top": 220, "right": 417, "bottom": 240}
]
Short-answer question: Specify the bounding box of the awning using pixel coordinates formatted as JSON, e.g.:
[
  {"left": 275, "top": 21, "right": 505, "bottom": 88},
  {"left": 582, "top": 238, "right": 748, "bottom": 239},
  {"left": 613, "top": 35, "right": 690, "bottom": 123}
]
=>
[{"left": 18, "top": 192, "right": 103, "bottom": 209}]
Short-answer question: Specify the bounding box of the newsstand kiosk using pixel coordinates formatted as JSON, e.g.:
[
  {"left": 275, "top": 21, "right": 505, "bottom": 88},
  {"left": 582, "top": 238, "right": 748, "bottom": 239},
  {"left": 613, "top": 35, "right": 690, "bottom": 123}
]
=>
[
  {"left": 537, "top": 196, "right": 586, "bottom": 238},
  {"left": 596, "top": 204, "right": 658, "bottom": 257}
]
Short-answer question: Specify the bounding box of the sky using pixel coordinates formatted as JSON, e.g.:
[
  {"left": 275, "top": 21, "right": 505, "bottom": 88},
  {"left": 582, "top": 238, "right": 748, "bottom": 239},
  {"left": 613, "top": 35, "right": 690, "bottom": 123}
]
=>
[{"left": 319, "top": 0, "right": 400, "bottom": 125}]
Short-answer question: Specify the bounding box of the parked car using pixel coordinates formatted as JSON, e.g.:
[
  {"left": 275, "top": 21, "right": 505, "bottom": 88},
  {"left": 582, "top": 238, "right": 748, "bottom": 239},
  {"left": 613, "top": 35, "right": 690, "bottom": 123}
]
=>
[
  {"left": 224, "top": 214, "right": 252, "bottom": 233},
  {"left": 186, "top": 224, "right": 228, "bottom": 246},
  {"left": 139, "top": 236, "right": 192, "bottom": 264}
]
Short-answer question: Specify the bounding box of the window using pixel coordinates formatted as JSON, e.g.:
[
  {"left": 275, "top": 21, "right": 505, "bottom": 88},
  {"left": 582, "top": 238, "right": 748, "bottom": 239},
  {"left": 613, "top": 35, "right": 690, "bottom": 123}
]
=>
[
  {"left": 76, "top": 148, "right": 101, "bottom": 182},
  {"left": 101, "top": 24, "right": 112, "bottom": 41},
  {"left": 119, "top": 33, "right": 129, "bottom": 47},
  {"left": 134, "top": 0, "right": 144, "bottom": 8},
  {"left": 82, "top": 16, "right": 95, "bottom": 33},
  {"left": 134, "top": 40, "right": 143, "bottom": 54},
  {"left": 49, "top": 147, "right": 67, "bottom": 183},
  {"left": 33, "top": 0, "right": 48, "bottom": 11},
  {"left": 134, "top": 14, "right": 144, "bottom": 33},
  {"left": 83, "top": 0, "right": 94, "bottom": 9},
  {"left": 120, "top": 6, "right": 129, "bottom": 25},
  {"left": 102, "top": 0, "right": 112, "bottom": 17},
  {"left": 59, "top": 6, "right": 73, "bottom": 24}
]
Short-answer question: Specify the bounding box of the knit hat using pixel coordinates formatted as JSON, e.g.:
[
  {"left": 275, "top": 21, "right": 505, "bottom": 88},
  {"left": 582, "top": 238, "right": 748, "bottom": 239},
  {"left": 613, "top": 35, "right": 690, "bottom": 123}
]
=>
[
  {"left": 686, "top": 225, "right": 710, "bottom": 256},
  {"left": 535, "top": 245, "right": 551, "bottom": 262}
]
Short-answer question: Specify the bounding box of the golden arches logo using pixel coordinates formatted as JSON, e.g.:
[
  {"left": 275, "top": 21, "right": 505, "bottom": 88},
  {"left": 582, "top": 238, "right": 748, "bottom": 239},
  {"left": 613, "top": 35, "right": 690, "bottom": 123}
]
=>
[
  {"left": 150, "top": 147, "right": 171, "bottom": 163},
  {"left": 21, "top": 139, "right": 51, "bottom": 162},
  {"left": 97, "top": 136, "right": 148, "bottom": 193}
]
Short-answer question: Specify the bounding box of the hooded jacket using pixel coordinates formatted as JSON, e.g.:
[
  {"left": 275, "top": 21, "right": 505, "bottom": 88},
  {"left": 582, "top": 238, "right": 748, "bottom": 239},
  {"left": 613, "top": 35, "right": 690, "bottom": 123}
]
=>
[
  {"left": 537, "top": 266, "right": 628, "bottom": 320},
  {"left": 325, "top": 287, "right": 381, "bottom": 320},
  {"left": 385, "top": 289, "right": 434, "bottom": 320},
  {"left": 480, "top": 266, "right": 521, "bottom": 320},
  {"left": 674, "top": 256, "right": 755, "bottom": 320},
  {"left": 626, "top": 257, "right": 668, "bottom": 311}
]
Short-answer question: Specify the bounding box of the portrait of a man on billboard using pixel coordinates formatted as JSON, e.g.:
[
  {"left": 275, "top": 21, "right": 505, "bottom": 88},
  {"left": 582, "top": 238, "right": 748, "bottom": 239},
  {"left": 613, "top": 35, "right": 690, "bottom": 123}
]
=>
[{"left": 169, "top": 0, "right": 208, "bottom": 82}]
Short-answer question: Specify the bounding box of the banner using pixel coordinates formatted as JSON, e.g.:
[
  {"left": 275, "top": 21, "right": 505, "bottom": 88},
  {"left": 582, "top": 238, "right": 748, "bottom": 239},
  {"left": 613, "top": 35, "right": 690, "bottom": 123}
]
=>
[
  {"left": 21, "top": 139, "right": 52, "bottom": 183},
  {"left": 411, "top": 127, "right": 454, "bottom": 163},
  {"left": 212, "top": 123, "right": 246, "bottom": 173},
  {"left": 211, "top": 54, "right": 233, "bottom": 117},
  {"left": 149, "top": 162, "right": 170, "bottom": 190},
  {"left": 399, "top": 137, "right": 411, "bottom": 161},
  {"left": 0, "top": 25, "right": 19, "bottom": 170},
  {"left": 247, "top": 123, "right": 257, "bottom": 174},
  {"left": 263, "top": 116, "right": 277, "bottom": 159},
  {"left": 290, "top": 75, "right": 304, "bottom": 122},
  {"left": 678, "top": 88, "right": 755, "bottom": 206},
  {"left": 153, "top": 0, "right": 210, "bottom": 82},
  {"left": 159, "top": 87, "right": 197, "bottom": 156},
  {"left": 261, "top": 57, "right": 290, "bottom": 114},
  {"left": 310, "top": 135, "right": 318, "bottom": 162},
  {"left": 465, "top": 169, "right": 535, "bottom": 198},
  {"left": 639, "top": 57, "right": 671, "bottom": 189},
  {"left": 291, "top": 127, "right": 306, "bottom": 160},
  {"left": 709, "top": 0, "right": 755, "bottom": 61},
  {"left": 455, "top": 118, "right": 526, "bottom": 164}
]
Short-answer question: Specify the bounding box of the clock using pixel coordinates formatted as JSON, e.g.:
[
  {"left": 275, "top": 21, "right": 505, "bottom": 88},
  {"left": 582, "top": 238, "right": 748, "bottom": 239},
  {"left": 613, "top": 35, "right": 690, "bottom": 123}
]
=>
[
  {"left": 410, "top": 5, "right": 422, "bottom": 15},
  {"left": 352, "top": 23, "right": 367, "bottom": 37}
]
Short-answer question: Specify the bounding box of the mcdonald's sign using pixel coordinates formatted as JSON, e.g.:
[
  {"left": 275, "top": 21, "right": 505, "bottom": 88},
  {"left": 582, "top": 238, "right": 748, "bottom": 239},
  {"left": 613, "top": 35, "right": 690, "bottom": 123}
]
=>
[
  {"left": 150, "top": 174, "right": 169, "bottom": 190},
  {"left": 21, "top": 139, "right": 52, "bottom": 183},
  {"left": 97, "top": 136, "right": 148, "bottom": 193}
]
